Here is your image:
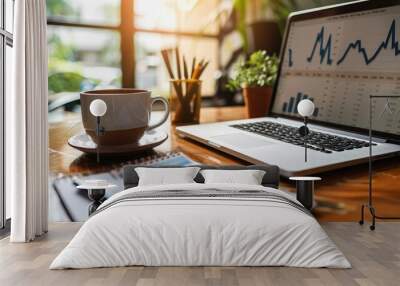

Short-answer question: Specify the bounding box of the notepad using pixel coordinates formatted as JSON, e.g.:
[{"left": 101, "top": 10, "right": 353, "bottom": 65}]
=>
[{"left": 51, "top": 152, "right": 197, "bottom": 222}]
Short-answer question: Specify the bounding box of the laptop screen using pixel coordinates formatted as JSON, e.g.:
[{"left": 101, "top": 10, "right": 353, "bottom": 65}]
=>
[{"left": 272, "top": 1, "right": 400, "bottom": 138}]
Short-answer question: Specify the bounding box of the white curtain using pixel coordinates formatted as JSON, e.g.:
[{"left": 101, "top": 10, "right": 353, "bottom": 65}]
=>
[{"left": 7, "top": 0, "right": 48, "bottom": 242}]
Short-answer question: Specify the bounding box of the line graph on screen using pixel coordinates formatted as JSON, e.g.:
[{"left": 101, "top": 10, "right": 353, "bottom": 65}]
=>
[
  {"left": 303, "top": 19, "right": 399, "bottom": 67},
  {"left": 337, "top": 19, "right": 399, "bottom": 65},
  {"left": 306, "top": 26, "right": 333, "bottom": 65}
]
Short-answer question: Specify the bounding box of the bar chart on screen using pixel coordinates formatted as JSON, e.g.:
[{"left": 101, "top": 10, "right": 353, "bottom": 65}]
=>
[{"left": 282, "top": 92, "right": 319, "bottom": 117}]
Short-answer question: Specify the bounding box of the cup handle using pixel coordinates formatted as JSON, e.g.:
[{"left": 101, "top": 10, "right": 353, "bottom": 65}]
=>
[{"left": 147, "top": 96, "right": 170, "bottom": 130}]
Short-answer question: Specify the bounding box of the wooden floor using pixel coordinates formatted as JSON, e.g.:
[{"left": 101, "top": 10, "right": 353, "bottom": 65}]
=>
[{"left": 1, "top": 222, "right": 399, "bottom": 286}]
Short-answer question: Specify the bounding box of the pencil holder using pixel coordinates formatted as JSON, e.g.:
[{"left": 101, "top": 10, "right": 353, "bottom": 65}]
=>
[{"left": 169, "top": 79, "right": 202, "bottom": 125}]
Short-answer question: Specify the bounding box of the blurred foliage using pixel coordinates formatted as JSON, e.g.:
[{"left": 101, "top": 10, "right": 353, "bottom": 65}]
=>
[
  {"left": 227, "top": 50, "right": 279, "bottom": 90},
  {"left": 48, "top": 72, "right": 100, "bottom": 94},
  {"left": 46, "top": 0, "right": 77, "bottom": 17},
  {"left": 48, "top": 33, "right": 84, "bottom": 94},
  {"left": 48, "top": 33, "right": 75, "bottom": 63},
  {"left": 233, "top": 0, "right": 249, "bottom": 53}
]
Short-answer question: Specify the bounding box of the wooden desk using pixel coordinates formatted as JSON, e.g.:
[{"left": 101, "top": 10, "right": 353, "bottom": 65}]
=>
[{"left": 49, "top": 106, "right": 400, "bottom": 221}]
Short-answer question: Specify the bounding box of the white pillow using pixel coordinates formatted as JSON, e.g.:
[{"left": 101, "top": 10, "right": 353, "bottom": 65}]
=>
[
  {"left": 200, "top": 169, "right": 266, "bottom": 185},
  {"left": 135, "top": 167, "right": 201, "bottom": 186}
]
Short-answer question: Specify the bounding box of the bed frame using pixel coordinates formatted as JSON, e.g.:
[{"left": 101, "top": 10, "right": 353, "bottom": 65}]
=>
[{"left": 123, "top": 165, "right": 280, "bottom": 190}]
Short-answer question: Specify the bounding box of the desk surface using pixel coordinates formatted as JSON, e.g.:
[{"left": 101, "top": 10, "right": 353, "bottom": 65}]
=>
[{"left": 49, "top": 106, "right": 400, "bottom": 221}]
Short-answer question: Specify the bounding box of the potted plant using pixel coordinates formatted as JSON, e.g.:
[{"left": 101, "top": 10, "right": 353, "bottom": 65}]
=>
[{"left": 227, "top": 50, "right": 278, "bottom": 118}]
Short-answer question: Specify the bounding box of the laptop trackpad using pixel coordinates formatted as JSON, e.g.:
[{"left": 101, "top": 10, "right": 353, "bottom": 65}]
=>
[{"left": 210, "top": 133, "right": 275, "bottom": 149}]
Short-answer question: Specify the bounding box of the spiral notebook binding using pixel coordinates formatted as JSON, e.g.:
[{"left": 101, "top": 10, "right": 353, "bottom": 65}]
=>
[{"left": 142, "top": 152, "right": 181, "bottom": 165}]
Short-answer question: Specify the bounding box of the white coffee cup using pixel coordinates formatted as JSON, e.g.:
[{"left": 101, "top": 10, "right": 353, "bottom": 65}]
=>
[{"left": 80, "top": 89, "right": 169, "bottom": 145}]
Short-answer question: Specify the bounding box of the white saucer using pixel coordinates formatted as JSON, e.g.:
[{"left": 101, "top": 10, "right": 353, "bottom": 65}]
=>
[{"left": 68, "top": 130, "right": 168, "bottom": 155}]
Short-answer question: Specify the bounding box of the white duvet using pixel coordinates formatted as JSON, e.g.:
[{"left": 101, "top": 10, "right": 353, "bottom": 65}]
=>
[{"left": 50, "top": 183, "right": 351, "bottom": 269}]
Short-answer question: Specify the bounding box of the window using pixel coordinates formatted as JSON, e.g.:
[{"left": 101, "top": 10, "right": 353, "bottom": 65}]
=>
[
  {"left": 47, "top": 0, "right": 122, "bottom": 116},
  {"left": 47, "top": 26, "right": 122, "bottom": 96},
  {"left": 1, "top": 0, "right": 14, "bottom": 230},
  {"left": 134, "top": 0, "right": 220, "bottom": 97},
  {"left": 47, "top": 0, "right": 220, "bottom": 114},
  {"left": 135, "top": 0, "right": 219, "bottom": 34},
  {"left": 47, "top": 0, "right": 120, "bottom": 26}
]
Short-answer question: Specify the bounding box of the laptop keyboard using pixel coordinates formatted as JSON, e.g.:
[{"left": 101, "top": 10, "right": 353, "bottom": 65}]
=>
[{"left": 231, "top": 121, "right": 375, "bottom": 154}]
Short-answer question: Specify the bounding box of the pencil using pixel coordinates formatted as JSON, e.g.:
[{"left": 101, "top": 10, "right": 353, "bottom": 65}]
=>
[
  {"left": 191, "top": 57, "right": 196, "bottom": 78},
  {"left": 198, "top": 61, "right": 209, "bottom": 79},
  {"left": 175, "top": 48, "right": 182, "bottom": 80},
  {"left": 161, "top": 49, "right": 184, "bottom": 103},
  {"left": 161, "top": 49, "right": 175, "bottom": 79},
  {"left": 183, "top": 56, "right": 189, "bottom": 80}
]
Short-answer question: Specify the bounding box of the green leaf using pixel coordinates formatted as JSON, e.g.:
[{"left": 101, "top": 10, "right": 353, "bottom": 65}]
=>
[{"left": 226, "top": 51, "right": 279, "bottom": 89}]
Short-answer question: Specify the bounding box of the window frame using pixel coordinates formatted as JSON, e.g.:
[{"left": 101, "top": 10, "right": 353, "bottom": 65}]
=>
[
  {"left": 1, "top": 0, "right": 14, "bottom": 231},
  {"left": 46, "top": 0, "right": 220, "bottom": 89}
]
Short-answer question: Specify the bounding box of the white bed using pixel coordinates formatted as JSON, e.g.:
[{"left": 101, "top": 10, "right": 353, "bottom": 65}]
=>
[{"left": 50, "top": 183, "right": 351, "bottom": 269}]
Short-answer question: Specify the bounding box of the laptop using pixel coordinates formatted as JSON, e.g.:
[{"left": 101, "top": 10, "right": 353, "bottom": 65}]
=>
[{"left": 176, "top": 0, "right": 400, "bottom": 177}]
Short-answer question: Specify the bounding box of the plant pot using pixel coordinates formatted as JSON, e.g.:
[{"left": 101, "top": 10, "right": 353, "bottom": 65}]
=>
[
  {"left": 246, "top": 21, "right": 282, "bottom": 55},
  {"left": 242, "top": 86, "right": 273, "bottom": 118}
]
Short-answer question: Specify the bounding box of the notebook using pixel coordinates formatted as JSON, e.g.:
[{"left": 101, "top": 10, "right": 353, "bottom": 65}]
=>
[{"left": 51, "top": 152, "right": 197, "bottom": 222}]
